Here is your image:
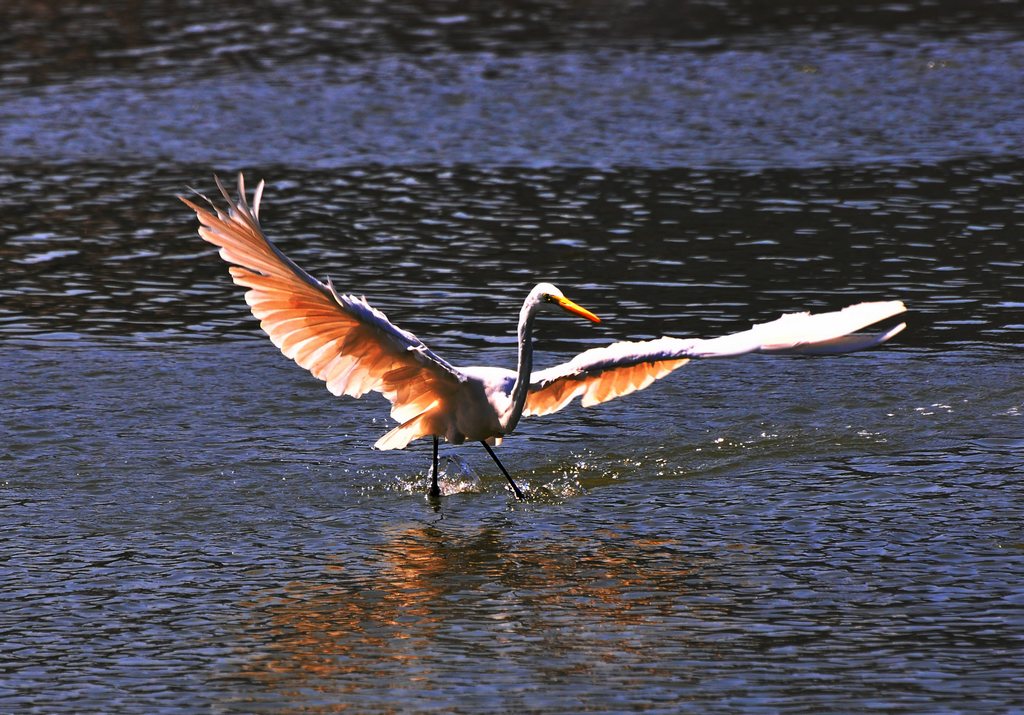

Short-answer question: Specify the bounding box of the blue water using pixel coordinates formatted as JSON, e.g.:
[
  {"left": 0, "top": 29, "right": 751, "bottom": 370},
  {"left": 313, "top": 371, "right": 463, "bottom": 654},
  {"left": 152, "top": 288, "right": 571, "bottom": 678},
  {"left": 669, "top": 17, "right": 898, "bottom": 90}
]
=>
[
  {"left": 2, "top": 2, "right": 1024, "bottom": 712},
  {"left": 4, "top": 40, "right": 1024, "bottom": 170}
]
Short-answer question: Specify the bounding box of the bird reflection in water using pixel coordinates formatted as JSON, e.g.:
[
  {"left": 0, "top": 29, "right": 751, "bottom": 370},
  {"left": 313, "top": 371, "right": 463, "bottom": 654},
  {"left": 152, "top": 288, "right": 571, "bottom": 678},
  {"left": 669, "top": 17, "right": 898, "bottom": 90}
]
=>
[{"left": 231, "top": 523, "right": 721, "bottom": 703}]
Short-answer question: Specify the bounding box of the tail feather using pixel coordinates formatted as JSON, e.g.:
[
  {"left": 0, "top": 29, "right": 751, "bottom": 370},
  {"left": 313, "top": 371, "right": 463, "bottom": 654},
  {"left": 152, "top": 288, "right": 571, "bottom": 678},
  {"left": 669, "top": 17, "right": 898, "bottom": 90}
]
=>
[{"left": 374, "top": 412, "right": 435, "bottom": 451}]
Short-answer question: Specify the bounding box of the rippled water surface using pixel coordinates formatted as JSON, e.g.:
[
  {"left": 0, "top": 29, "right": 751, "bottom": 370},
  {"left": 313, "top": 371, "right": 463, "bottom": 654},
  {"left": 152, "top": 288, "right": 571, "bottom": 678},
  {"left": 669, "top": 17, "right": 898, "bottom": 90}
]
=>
[{"left": 2, "top": 2, "right": 1024, "bottom": 713}]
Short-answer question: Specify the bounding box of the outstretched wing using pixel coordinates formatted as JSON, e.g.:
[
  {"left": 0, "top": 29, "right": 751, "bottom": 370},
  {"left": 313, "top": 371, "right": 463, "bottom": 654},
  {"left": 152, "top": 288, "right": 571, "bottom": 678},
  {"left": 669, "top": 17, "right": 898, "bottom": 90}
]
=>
[
  {"left": 180, "top": 175, "right": 466, "bottom": 444},
  {"left": 524, "top": 301, "right": 907, "bottom": 417}
]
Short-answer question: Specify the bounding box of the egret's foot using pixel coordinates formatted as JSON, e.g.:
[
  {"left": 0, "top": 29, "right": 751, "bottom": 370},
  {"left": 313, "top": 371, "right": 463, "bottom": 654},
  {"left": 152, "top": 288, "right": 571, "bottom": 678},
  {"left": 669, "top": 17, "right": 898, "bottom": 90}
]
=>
[{"left": 506, "top": 480, "right": 526, "bottom": 501}]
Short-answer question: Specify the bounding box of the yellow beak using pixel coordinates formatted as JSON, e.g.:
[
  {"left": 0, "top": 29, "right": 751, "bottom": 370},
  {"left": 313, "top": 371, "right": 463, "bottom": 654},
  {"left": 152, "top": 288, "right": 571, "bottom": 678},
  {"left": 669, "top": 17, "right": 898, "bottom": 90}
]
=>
[{"left": 556, "top": 295, "right": 601, "bottom": 323}]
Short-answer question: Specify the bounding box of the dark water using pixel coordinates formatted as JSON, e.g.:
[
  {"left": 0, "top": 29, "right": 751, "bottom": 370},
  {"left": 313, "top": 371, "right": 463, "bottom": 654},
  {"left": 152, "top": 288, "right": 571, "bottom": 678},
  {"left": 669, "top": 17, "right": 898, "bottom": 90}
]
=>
[{"left": 2, "top": 2, "right": 1024, "bottom": 713}]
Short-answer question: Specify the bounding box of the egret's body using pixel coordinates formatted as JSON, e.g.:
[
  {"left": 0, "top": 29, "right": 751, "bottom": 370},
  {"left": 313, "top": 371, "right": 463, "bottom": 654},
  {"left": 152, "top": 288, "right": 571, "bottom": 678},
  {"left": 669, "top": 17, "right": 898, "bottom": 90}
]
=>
[{"left": 181, "top": 176, "right": 907, "bottom": 499}]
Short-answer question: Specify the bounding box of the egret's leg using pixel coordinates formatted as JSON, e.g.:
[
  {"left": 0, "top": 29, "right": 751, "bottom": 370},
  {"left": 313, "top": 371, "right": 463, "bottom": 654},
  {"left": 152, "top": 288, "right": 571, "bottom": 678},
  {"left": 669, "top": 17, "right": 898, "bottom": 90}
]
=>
[
  {"left": 480, "top": 441, "right": 525, "bottom": 501},
  {"left": 428, "top": 436, "right": 441, "bottom": 498}
]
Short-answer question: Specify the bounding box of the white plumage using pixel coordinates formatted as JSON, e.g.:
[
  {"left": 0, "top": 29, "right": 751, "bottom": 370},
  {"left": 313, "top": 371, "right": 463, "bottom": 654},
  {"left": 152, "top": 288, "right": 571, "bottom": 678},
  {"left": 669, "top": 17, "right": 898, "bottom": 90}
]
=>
[{"left": 181, "top": 175, "right": 906, "bottom": 499}]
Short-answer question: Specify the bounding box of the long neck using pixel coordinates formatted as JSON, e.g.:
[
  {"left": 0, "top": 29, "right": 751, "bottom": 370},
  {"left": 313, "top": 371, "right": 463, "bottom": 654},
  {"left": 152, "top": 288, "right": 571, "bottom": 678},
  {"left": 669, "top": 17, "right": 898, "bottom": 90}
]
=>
[{"left": 499, "top": 298, "right": 539, "bottom": 433}]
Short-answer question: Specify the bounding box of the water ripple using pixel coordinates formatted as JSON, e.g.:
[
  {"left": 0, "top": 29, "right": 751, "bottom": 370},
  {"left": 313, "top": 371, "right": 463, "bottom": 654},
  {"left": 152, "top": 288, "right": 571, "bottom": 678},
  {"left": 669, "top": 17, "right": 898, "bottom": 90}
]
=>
[
  {"left": 4, "top": 4, "right": 1024, "bottom": 711},
  {"left": 3, "top": 161, "right": 1021, "bottom": 348},
  {"left": 4, "top": 41, "right": 1024, "bottom": 169}
]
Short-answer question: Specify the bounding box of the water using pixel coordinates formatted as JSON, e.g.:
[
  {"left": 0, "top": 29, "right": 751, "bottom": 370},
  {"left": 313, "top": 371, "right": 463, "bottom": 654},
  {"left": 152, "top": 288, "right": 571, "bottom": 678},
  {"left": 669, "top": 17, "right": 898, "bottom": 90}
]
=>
[{"left": 2, "top": 2, "right": 1024, "bottom": 713}]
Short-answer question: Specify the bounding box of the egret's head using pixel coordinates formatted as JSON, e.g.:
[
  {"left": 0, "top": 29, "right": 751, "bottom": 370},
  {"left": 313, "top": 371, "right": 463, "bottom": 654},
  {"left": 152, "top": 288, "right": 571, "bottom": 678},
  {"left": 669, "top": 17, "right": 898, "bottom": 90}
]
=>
[{"left": 533, "top": 282, "right": 601, "bottom": 323}]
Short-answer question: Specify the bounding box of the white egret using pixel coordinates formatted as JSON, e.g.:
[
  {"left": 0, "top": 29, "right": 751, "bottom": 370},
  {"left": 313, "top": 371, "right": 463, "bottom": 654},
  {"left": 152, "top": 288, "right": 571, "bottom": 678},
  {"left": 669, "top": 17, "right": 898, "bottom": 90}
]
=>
[{"left": 181, "top": 176, "right": 906, "bottom": 500}]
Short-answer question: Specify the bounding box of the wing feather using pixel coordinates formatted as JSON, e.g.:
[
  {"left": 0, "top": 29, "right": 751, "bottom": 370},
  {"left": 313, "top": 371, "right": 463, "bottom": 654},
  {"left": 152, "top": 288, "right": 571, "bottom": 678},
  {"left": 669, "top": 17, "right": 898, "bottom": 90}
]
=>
[
  {"left": 525, "top": 301, "right": 906, "bottom": 417},
  {"left": 180, "top": 175, "right": 465, "bottom": 435}
]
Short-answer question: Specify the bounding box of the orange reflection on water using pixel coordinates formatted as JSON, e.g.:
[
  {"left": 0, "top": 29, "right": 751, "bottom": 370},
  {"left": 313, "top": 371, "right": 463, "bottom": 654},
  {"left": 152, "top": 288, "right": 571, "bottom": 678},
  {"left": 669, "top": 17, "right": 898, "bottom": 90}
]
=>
[
  {"left": 233, "top": 521, "right": 723, "bottom": 707},
  {"left": 235, "top": 525, "right": 473, "bottom": 700}
]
